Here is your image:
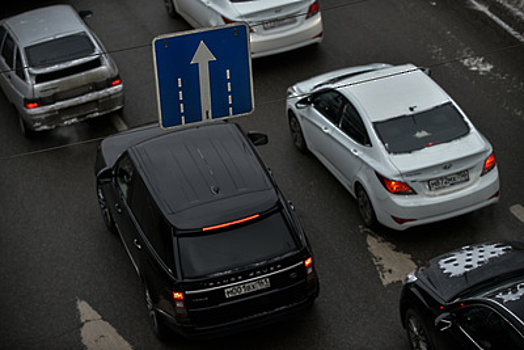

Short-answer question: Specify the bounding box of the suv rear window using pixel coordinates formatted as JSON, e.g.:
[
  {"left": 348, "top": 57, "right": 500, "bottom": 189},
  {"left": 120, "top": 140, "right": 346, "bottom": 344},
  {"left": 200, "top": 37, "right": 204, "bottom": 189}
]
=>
[
  {"left": 374, "top": 103, "right": 470, "bottom": 154},
  {"left": 25, "top": 32, "right": 95, "bottom": 67},
  {"left": 178, "top": 212, "right": 298, "bottom": 277}
]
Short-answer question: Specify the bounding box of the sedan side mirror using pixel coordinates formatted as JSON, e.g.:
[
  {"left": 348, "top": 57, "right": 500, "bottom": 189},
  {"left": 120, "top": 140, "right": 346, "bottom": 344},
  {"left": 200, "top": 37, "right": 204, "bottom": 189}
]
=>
[
  {"left": 96, "top": 167, "right": 113, "bottom": 185},
  {"left": 295, "top": 97, "right": 311, "bottom": 109},
  {"left": 247, "top": 131, "right": 268, "bottom": 146},
  {"left": 434, "top": 312, "right": 453, "bottom": 332}
]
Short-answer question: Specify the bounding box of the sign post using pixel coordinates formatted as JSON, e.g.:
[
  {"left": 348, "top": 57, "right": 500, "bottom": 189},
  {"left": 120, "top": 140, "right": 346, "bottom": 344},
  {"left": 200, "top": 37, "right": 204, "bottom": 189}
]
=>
[{"left": 152, "top": 24, "right": 254, "bottom": 129}]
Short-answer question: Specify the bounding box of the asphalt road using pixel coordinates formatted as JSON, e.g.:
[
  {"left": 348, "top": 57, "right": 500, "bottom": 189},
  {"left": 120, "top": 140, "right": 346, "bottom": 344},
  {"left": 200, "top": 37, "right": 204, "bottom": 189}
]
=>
[{"left": 1, "top": 0, "right": 523, "bottom": 349}]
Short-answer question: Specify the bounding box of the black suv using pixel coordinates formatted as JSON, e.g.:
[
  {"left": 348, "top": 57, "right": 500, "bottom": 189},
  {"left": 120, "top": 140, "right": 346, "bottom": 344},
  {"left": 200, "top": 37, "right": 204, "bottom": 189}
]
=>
[{"left": 95, "top": 121, "right": 319, "bottom": 338}]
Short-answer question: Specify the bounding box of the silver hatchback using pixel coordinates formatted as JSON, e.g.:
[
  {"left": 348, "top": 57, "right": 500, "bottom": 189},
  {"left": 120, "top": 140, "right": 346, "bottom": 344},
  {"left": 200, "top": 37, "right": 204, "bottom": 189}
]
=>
[{"left": 0, "top": 5, "right": 124, "bottom": 136}]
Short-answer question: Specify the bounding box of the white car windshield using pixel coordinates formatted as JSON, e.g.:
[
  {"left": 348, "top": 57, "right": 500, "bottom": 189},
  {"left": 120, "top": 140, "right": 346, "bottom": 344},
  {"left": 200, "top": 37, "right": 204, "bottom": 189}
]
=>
[{"left": 373, "top": 103, "right": 470, "bottom": 154}]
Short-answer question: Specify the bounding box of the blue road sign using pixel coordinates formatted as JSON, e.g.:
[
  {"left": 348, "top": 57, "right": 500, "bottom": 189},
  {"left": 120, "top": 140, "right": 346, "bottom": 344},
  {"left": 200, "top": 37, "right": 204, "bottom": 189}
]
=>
[{"left": 153, "top": 24, "right": 254, "bottom": 129}]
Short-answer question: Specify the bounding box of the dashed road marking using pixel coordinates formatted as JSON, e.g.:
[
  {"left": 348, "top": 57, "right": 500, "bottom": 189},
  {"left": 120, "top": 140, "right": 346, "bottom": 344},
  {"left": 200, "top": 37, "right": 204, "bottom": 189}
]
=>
[
  {"left": 364, "top": 227, "right": 418, "bottom": 286},
  {"left": 77, "top": 299, "right": 132, "bottom": 350},
  {"left": 510, "top": 204, "right": 524, "bottom": 223}
]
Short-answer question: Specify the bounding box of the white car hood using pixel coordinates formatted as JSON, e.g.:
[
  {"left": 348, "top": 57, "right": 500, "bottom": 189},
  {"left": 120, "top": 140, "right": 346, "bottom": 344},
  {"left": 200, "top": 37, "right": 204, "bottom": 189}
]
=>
[{"left": 388, "top": 132, "right": 489, "bottom": 176}]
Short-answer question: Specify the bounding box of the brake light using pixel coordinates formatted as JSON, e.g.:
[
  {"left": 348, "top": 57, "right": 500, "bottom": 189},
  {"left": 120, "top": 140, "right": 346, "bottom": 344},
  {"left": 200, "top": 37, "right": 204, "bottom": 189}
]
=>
[
  {"left": 24, "top": 100, "right": 40, "bottom": 109},
  {"left": 202, "top": 214, "right": 260, "bottom": 231},
  {"left": 481, "top": 152, "right": 496, "bottom": 176},
  {"left": 173, "top": 291, "right": 187, "bottom": 317},
  {"left": 304, "top": 257, "right": 315, "bottom": 284},
  {"left": 306, "top": 1, "right": 320, "bottom": 19},
  {"left": 110, "top": 78, "right": 122, "bottom": 87},
  {"left": 376, "top": 172, "right": 416, "bottom": 195}
]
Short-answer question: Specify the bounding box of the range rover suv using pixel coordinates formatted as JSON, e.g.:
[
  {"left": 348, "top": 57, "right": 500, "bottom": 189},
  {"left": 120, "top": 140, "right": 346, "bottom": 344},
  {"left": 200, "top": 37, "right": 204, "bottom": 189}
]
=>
[{"left": 95, "top": 121, "right": 319, "bottom": 338}]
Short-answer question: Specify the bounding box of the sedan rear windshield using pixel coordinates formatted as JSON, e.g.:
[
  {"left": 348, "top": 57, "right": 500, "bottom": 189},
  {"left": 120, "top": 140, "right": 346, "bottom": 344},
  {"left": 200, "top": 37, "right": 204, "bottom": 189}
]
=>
[
  {"left": 25, "top": 32, "right": 95, "bottom": 67},
  {"left": 178, "top": 212, "right": 298, "bottom": 277},
  {"left": 373, "top": 103, "right": 470, "bottom": 154}
]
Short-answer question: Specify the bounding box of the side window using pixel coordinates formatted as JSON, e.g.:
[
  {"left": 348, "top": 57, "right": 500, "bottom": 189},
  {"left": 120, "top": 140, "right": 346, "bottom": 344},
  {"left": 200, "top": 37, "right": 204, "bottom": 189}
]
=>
[
  {"left": 115, "top": 153, "right": 135, "bottom": 200},
  {"left": 0, "top": 26, "right": 6, "bottom": 51},
  {"left": 130, "top": 175, "right": 172, "bottom": 265},
  {"left": 14, "top": 48, "right": 25, "bottom": 80},
  {"left": 311, "top": 90, "right": 345, "bottom": 125},
  {"left": 455, "top": 305, "right": 524, "bottom": 349},
  {"left": 1, "top": 34, "right": 15, "bottom": 68},
  {"left": 339, "top": 102, "right": 371, "bottom": 145}
]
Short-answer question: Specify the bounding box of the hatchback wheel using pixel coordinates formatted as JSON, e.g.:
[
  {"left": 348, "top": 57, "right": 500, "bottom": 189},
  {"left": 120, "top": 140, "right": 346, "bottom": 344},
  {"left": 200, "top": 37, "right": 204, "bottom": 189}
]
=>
[
  {"left": 356, "top": 185, "right": 377, "bottom": 228},
  {"left": 145, "top": 285, "right": 171, "bottom": 340},
  {"left": 289, "top": 114, "right": 308, "bottom": 153},
  {"left": 405, "top": 308, "right": 434, "bottom": 350}
]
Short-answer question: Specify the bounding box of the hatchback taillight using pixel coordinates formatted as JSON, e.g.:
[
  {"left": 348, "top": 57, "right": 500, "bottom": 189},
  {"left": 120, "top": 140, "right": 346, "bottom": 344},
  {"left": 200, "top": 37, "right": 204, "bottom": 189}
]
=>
[
  {"left": 481, "top": 152, "right": 496, "bottom": 176},
  {"left": 173, "top": 291, "right": 188, "bottom": 317},
  {"left": 108, "top": 75, "right": 122, "bottom": 87},
  {"left": 306, "top": 1, "right": 320, "bottom": 19},
  {"left": 24, "top": 99, "right": 41, "bottom": 109}
]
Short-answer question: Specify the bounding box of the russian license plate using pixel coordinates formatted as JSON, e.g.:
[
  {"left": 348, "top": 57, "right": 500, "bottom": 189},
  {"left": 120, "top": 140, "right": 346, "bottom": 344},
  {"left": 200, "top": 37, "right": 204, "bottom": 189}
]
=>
[
  {"left": 263, "top": 17, "right": 296, "bottom": 30},
  {"left": 224, "top": 278, "right": 270, "bottom": 299},
  {"left": 428, "top": 170, "right": 469, "bottom": 191}
]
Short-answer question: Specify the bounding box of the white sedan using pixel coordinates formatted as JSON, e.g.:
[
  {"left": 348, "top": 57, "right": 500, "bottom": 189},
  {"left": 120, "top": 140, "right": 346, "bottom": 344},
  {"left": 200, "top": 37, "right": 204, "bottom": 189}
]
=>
[
  {"left": 163, "top": 0, "right": 323, "bottom": 58},
  {"left": 286, "top": 63, "right": 500, "bottom": 230}
]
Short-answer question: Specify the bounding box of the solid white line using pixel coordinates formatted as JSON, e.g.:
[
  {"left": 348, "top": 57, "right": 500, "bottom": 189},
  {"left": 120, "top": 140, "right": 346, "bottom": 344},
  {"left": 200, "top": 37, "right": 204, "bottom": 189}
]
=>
[
  {"left": 469, "top": 0, "right": 524, "bottom": 42},
  {"left": 510, "top": 204, "right": 524, "bottom": 222},
  {"left": 77, "top": 299, "right": 133, "bottom": 350}
]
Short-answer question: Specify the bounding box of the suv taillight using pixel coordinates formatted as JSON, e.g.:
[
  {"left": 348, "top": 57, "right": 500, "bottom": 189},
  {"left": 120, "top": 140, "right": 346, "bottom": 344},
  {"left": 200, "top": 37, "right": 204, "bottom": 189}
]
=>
[
  {"left": 173, "top": 291, "right": 188, "bottom": 317},
  {"left": 305, "top": 257, "right": 315, "bottom": 284}
]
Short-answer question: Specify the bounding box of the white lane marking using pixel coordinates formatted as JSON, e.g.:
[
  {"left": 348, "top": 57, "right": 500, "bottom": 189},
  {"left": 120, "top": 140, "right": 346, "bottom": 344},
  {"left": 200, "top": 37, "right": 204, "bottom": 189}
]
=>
[
  {"left": 110, "top": 114, "right": 128, "bottom": 132},
  {"left": 510, "top": 204, "right": 524, "bottom": 223},
  {"left": 469, "top": 0, "right": 524, "bottom": 42},
  {"left": 77, "top": 299, "right": 133, "bottom": 350},
  {"left": 364, "top": 228, "right": 417, "bottom": 286}
]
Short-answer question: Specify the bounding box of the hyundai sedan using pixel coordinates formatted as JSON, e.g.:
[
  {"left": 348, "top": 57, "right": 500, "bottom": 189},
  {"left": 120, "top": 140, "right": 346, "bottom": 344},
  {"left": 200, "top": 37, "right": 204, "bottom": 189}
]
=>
[
  {"left": 286, "top": 63, "right": 499, "bottom": 230},
  {"left": 163, "top": 0, "right": 323, "bottom": 58}
]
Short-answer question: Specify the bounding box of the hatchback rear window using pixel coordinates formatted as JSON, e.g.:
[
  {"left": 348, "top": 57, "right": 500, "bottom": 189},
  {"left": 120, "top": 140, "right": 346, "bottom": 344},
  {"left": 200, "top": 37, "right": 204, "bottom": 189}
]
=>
[
  {"left": 25, "top": 32, "right": 95, "bottom": 67},
  {"left": 374, "top": 103, "right": 470, "bottom": 154},
  {"left": 178, "top": 212, "right": 298, "bottom": 277}
]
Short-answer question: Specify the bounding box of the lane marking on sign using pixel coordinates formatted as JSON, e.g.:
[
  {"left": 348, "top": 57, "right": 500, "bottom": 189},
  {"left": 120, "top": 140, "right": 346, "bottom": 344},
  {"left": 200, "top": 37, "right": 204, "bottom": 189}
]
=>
[
  {"left": 510, "top": 204, "right": 524, "bottom": 223},
  {"left": 363, "top": 227, "right": 417, "bottom": 286},
  {"left": 77, "top": 299, "right": 132, "bottom": 350}
]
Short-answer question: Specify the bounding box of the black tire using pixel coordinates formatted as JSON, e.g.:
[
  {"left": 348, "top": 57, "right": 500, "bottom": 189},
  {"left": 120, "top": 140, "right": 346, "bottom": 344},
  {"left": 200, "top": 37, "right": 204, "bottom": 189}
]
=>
[
  {"left": 289, "top": 113, "right": 308, "bottom": 153},
  {"left": 97, "top": 185, "right": 116, "bottom": 233},
  {"left": 356, "top": 184, "right": 377, "bottom": 228},
  {"left": 144, "top": 285, "right": 172, "bottom": 341},
  {"left": 164, "top": 0, "right": 179, "bottom": 18},
  {"left": 405, "top": 308, "right": 436, "bottom": 350}
]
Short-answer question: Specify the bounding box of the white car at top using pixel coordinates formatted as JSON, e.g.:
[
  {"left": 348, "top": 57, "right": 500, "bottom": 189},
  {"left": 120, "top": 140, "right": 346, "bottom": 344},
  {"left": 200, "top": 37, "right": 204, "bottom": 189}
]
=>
[
  {"left": 286, "top": 63, "right": 500, "bottom": 231},
  {"left": 163, "top": 0, "right": 323, "bottom": 58}
]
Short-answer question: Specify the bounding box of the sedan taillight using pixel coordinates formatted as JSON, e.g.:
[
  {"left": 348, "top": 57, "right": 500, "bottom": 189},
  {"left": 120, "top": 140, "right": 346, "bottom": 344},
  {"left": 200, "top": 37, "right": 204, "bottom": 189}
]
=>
[
  {"left": 481, "top": 152, "right": 496, "bottom": 176},
  {"left": 376, "top": 172, "right": 416, "bottom": 195},
  {"left": 306, "top": 1, "right": 320, "bottom": 19}
]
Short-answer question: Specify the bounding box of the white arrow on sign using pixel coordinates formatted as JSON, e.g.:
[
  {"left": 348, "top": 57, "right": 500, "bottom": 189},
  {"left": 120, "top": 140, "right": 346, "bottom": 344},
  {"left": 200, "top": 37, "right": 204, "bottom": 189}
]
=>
[{"left": 191, "top": 41, "right": 216, "bottom": 121}]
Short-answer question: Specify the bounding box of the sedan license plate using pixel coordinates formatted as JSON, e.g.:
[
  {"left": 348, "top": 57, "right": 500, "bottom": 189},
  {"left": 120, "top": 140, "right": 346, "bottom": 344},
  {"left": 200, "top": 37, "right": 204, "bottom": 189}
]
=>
[
  {"left": 263, "top": 17, "right": 296, "bottom": 30},
  {"left": 428, "top": 170, "right": 469, "bottom": 191},
  {"left": 224, "top": 278, "right": 270, "bottom": 299}
]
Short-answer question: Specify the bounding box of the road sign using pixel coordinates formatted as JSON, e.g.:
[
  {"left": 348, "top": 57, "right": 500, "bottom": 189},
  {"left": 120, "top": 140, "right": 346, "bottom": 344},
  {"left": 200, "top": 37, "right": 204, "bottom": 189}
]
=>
[{"left": 152, "top": 24, "right": 254, "bottom": 129}]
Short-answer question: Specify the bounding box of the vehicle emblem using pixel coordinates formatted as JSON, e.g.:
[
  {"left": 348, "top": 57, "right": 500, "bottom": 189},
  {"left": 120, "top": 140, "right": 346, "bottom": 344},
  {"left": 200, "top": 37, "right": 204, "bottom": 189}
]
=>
[{"left": 442, "top": 164, "right": 452, "bottom": 170}]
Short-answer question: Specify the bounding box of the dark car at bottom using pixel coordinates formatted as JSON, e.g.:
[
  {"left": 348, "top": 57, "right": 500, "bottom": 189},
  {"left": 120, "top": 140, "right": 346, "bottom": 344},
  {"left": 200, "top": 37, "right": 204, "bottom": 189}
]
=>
[
  {"left": 94, "top": 121, "right": 319, "bottom": 339},
  {"left": 400, "top": 241, "right": 524, "bottom": 349}
]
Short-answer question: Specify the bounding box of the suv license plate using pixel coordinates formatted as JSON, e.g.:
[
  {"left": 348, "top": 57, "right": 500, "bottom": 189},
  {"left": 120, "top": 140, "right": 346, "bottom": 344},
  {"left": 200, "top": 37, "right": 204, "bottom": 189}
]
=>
[
  {"left": 224, "top": 278, "right": 270, "bottom": 299},
  {"left": 428, "top": 170, "right": 469, "bottom": 191}
]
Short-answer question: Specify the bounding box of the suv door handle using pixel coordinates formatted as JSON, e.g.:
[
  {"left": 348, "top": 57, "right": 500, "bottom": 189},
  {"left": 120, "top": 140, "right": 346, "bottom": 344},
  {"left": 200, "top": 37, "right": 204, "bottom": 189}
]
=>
[
  {"left": 134, "top": 239, "right": 142, "bottom": 250},
  {"left": 115, "top": 203, "right": 122, "bottom": 214}
]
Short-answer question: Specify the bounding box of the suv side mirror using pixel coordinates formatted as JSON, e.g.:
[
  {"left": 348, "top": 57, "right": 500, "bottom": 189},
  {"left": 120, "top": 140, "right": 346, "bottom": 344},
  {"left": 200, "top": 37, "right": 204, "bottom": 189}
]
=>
[
  {"left": 434, "top": 312, "right": 453, "bottom": 332},
  {"left": 247, "top": 131, "right": 268, "bottom": 146},
  {"left": 96, "top": 167, "right": 113, "bottom": 185}
]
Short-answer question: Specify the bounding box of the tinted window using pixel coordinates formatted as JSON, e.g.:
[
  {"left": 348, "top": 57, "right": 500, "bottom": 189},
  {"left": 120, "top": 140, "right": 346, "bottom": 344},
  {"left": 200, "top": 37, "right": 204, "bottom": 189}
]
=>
[
  {"left": 1, "top": 34, "right": 15, "bottom": 68},
  {"left": 14, "top": 48, "right": 25, "bottom": 80},
  {"left": 25, "top": 33, "right": 95, "bottom": 67},
  {"left": 339, "top": 102, "right": 370, "bottom": 145},
  {"left": 312, "top": 90, "right": 345, "bottom": 125},
  {"left": 0, "top": 26, "right": 6, "bottom": 49},
  {"left": 115, "top": 154, "right": 135, "bottom": 200},
  {"left": 374, "top": 103, "right": 470, "bottom": 154},
  {"left": 456, "top": 305, "right": 524, "bottom": 349},
  {"left": 178, "top": 212, "right": 298, "bottom": 277}
]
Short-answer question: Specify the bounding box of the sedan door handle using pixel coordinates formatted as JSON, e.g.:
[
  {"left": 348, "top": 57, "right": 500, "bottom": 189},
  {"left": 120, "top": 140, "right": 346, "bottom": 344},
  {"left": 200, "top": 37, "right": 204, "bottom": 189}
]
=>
[
  {"left": 351, "top": 149, "right": 359, "bottom": 156},
  {"left": 115, "top": 203, "right": 122, "bottom": 214},
  {"left": 321, "top": 126, "right": 330, "bottom": 133},
  {"left": 134, "top": 239, "right": 142, "bottom": 250}
]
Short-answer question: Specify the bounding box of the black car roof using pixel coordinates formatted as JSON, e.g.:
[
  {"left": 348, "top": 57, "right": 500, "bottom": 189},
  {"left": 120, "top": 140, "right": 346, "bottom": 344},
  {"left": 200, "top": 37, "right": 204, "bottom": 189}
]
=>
[
  {"left": 420, "top": 241, "right": 524, "bottom": 303},
  {"left": 126, "top": 122, "right": 277, "bottom": 231}
]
